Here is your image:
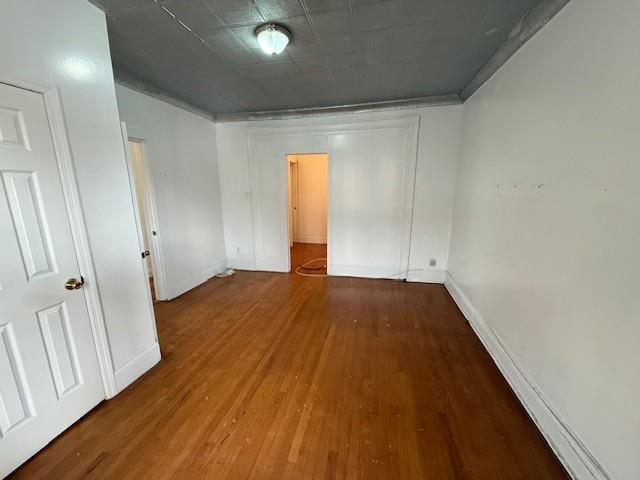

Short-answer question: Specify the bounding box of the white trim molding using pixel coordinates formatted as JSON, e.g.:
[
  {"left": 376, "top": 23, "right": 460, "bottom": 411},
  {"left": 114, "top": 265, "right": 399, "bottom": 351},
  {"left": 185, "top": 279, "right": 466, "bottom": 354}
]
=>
[
  {"left": 226, "top": 255, "right": 256, "bottom": 271},
  {"left": 217, "top": 95, "right": 460, "bottom": 122},
  {"left": 295, "top": 235, "right": 327, "bottom": 244},
  {"left": 329, "top": 265, "right": 405, "bottom": 280},
  {"left": 406, "top": 268, "right": 446, "bottom": 284},
  {"left": 444, "top": 272, "right": 611, "bottom": 480},
  {"left": 114, "top": 342, "right": 161, "bottom": 393}
]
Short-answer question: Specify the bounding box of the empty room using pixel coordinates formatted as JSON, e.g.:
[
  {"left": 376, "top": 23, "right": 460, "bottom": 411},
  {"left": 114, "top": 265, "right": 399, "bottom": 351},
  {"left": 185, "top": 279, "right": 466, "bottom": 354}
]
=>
[{"left": 0, "top": 0, "right": 637, "bottom": 479}]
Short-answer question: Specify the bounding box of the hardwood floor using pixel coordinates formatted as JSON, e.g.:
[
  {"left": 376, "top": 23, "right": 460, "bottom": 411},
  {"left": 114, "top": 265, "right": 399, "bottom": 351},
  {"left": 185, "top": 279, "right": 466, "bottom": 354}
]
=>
[
  {"left": 291, "top": 242, "right": 327, "bottom": 275},
  {"left": 11, "top": 271, "right": 567, "bottom": 479},
  {"left": 149, "top": 275, "right": 157, "bottom": 303}
]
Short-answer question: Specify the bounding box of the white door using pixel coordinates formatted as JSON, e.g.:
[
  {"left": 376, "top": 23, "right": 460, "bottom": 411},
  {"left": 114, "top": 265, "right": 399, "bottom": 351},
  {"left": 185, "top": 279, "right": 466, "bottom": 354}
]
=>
[
  {"left": 128, "top": 141, "right": 153, "bottom": 276},
  {"left": 121, "top": 126, "right": 152, "bottom": 278},
  {"left": 121, "top": 123, "right": 157, "bottom": 331},
  {"left": 0, "top": 82, "right": 104, "bottom": 476}
]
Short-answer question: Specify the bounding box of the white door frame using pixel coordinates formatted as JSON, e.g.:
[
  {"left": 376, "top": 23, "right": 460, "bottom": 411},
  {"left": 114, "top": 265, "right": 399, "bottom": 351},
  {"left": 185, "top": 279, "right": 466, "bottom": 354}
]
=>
[
  {"left": 120, "top": 123, "right": 168, "bottom": 303},
  {"left": 0, "top": 73, "right": 117, "bottom": 398},
  {"left": 284, "top": 152, "right": 330, "bottom": 268}
]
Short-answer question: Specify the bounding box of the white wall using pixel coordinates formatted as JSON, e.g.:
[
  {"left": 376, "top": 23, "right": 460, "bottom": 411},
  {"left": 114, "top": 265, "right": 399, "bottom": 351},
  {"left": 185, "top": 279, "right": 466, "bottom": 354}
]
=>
[
  {"left": 328, "top": 124, "right": 417, "bottom": 278},
  {"left": 448, "top": 1, "right": 640, "bottom": 479},
  {"left": 0, "top": 0, "right": 158, "bottom": 394},
  {"left": 116, "top": 85, "right": 226, "bottom": 299},
  {"left": 217, "top": 105, "right": 462, "bottom": 281},
  {"left": 290, "top": 154, "right": 328, "bottom": 244},
  {"left": 223, "top": 117, "right": 419, "bottom": 278}
]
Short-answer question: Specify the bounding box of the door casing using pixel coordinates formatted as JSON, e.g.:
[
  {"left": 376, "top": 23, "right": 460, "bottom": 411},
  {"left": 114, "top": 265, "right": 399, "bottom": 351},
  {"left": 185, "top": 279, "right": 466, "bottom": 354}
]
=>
[{"left": 287, "top": 157, "right": 299, "bottom": 245}]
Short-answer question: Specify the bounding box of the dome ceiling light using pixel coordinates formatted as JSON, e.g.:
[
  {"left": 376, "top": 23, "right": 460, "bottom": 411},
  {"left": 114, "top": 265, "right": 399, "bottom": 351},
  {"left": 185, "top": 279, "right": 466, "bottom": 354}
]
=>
[{"left": 255, "top": 23, "right": 291, "bottom": 56}]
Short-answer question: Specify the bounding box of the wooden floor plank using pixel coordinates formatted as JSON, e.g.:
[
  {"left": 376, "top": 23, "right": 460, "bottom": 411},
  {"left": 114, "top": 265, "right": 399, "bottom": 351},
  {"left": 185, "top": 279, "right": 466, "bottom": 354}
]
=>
[{"left": 10, "top": 244, "right": 567, "bottom": 479}]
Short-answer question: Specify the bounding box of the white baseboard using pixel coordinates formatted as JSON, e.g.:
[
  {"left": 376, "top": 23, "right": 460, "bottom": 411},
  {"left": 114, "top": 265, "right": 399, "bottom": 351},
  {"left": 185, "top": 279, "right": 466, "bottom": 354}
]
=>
[
  {"left": 114, "top": 342, "right": 161, "bottom": 393},
  {"left": 295, "top": 235, "right": 327, "bottom": 244},
  {"left": 226, "top": 255, "right": 256, "bottom": 271},
  {"left": 406, "top": 268, "right": 445, "bottom": 284},
  {"left": 167, "top": 260, "right": 227, "bottom": 299},
  {"left": 329, "top": 264, "right": 404, "bottom": 280},
  {"left": 444, "top": 272, "right": 610, "bottom": 480}
]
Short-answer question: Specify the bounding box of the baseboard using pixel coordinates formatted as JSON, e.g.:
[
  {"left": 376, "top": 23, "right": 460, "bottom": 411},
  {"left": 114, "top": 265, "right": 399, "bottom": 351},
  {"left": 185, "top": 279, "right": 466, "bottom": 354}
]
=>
[
  {"left": 296, "top": 235, "right": 327, "bottom": 244},
  {"left": 114, "top": 342, "right": 161, "bottom": 393},
  {"left": 443, "top": 272, "right": 610, "bottom": 480},
  {"left": 406, "top": 268, "right": 445, "bottom": 284},
  {"left": 226, "top": 255, "right": 256, "bottom": 271},
  {"left": 329, "top": 264, "right": 405, "bottom": 280},
  {"left": 167, "top": 260, "right": 227, "bottom": 299}
]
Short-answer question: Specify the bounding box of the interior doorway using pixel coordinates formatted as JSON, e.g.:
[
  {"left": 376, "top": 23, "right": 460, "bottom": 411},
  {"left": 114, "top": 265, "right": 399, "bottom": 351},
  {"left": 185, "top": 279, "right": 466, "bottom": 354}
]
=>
[
  {"left": 120, "top": 122, "right": 164, "bottom": 311},
  {"left": 286, "top": 153, "right": 328, "bottom": 276},
  {"left": 126, "top": 140, "right": 157, "bottom": 300}
]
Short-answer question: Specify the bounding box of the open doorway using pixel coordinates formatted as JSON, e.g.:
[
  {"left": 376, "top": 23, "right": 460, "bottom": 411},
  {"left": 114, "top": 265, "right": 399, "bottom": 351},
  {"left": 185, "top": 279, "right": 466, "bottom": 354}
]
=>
[
  {"left": 286, "top": 153, "right": 328, "bottom": 276},
  {"left": 127, "top": 140, "right": 156, "bottom": 299},
  {"left": 120, "top": 122, "right": 166, "bottom": 307}
]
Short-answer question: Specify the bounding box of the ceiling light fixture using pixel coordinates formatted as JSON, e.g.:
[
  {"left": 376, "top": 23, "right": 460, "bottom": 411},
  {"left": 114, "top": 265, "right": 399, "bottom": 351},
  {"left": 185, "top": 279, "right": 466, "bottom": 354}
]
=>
[{"left": 255, "top": 23, "right": 291, "bottom": 55}]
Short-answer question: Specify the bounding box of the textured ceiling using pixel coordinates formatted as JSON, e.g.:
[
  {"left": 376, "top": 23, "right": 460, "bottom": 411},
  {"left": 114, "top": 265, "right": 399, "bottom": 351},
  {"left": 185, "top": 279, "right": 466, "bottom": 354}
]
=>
[{"left": 94, "top": 0, "right": 541, "bottom": 115}]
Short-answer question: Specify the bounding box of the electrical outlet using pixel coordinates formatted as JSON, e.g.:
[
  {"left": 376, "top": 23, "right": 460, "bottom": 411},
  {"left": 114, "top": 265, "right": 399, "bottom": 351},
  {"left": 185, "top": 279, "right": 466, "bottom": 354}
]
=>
[{"left": 429, "top": 258, "right": 437, "bottom": 267}]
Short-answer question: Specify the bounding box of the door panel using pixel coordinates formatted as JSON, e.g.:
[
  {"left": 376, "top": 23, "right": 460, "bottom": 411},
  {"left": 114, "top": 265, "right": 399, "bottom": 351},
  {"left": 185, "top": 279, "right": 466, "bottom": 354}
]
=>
[
  {"left": 0, "top": 106, "right": 29, "bottom": 149},
  {"left": 37, "top": 302, "right": 83, "bottom": 398},
  {"left": 2, "top": 171, "right": 57, "bottom": 279},
  {"left": 0, "top": 82, "right": 104, "bottom": 476},
  {"left": 0, "top": 322, "right": 34, "bottom": 436}
]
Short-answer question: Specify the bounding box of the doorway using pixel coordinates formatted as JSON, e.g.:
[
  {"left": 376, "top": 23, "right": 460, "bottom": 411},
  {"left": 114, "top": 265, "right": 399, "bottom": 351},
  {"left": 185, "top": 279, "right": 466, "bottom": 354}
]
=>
[
  {"left": 286, "top": 153, "right": 328, "bottom": 276},
  {"left": 120, "top": 123, "right": 166, "bottom": 304},
  {"left": 126, "top": 140, "right": 156, "bottom": 300}
]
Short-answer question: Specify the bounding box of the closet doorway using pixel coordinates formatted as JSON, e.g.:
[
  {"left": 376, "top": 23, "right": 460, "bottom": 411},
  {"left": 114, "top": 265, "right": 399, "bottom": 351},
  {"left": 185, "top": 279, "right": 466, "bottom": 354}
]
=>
[{"left": 286, "top": 153, "right": 328, "bottom": 276}]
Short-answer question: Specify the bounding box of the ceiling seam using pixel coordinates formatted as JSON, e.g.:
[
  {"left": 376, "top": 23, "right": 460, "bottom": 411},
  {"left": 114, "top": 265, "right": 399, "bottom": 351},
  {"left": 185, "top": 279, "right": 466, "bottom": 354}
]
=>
[
  {"left": 152, "top": 0, "right": 275, "bottom": 107},
  {"left": 296, "top": 0, "right": 326, "bottom": 92},
  {"left": 150, "top": 0, "right": 228, "bottom": 61},
  {"left": 297, "top": 0, "right": 320, "bottom": 42}
]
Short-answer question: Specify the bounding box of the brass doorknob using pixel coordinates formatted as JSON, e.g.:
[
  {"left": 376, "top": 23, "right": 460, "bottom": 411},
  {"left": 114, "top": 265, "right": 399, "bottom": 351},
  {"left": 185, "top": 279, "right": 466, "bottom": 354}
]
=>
[{"left": 64, "top": 277, "right": 84, "bottom": 290}]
